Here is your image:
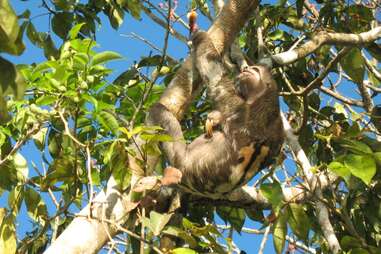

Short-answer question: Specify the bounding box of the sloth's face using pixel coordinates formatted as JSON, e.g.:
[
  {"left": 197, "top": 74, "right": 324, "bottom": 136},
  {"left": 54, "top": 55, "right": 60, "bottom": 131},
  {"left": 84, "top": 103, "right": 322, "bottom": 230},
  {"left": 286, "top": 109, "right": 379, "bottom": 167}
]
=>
[{"left": 235, "top": 65, "right": 269, "bottom": 104}]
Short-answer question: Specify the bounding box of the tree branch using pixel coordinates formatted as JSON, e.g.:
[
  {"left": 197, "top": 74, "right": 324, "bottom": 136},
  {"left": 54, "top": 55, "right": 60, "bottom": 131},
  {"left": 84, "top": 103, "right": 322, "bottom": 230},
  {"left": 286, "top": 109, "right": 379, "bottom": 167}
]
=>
[
  {"left": 271, "top": 27, "right": 381, "bottom": 66},
  {"left": 281, "top": 113, "right": 341, "bottom": 254}
]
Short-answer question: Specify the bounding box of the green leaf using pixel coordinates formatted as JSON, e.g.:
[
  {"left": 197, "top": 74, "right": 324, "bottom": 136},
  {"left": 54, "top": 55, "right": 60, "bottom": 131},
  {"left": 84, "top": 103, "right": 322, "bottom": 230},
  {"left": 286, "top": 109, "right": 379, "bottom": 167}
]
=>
[
  {"left": 91, "top": 51, "right": 122, "bottom": 66},
  {"left": 36, "top": 95, "right": 57, "bottom": 106},
  {"left": 0, "top": 213, "right": 16, "bottom": 254},
  {"left": 96, "top": 111, "right": 119, "bottom": 135},
  {"left": 328, "top": 161, "right": 351, "bottom": 183},
  {"left": 296, "top": 0, "right": 304, "bottom": 18},
  {"left": 216, "top": 206, "right": 245, "bottom": 232},
  {"left": 349, "top": 249, "right": 370, "bottom": 254},
  {"left": 138, "top": 55, "right": 162, "bottom": 67},
  {"left": 267, "top": 29, "right": 285, "bottom": 41},
  {"left": 81, "top": 94, "right": 98, "bottom": 112},
  {"left": 32, "top": 127, "right": 48, "bottom": 151},
  {"left": 24, "top": 186, "right": 48, "bottom": 222},
  {"left": 26, "top": 22, "right": 46, "bottom": 48},
  {"left": 273, "top": 212, "right": 287, "bottom": 254},
  {"left": 0, "top": 56, "right": 15, "bottom": 93},
  {"left": 344, "top": 154, "right": 376, "bottom": 185},
  {"left": 126, "top": 0, "right": 142, "bottom": 20},
  {"left": 341, "top": 235, "right": 362, "bottom": 250},
  {"left": 0, "top": 0, "right": 20, "bottom": 54},
  {"left": 149, "top": 211, "right": 172, "bottom": 236},
  {"left": 42, "top": 35, "right": 59, "bottom": 59},
  {"left": 287, "top": 203, "right": 310, "bottom": 241},
  {"left": 0, "top": 208, "right": 5, "bottom": 222},
  {"left": 8, "top": 185, "right": 23, "bottom": 214},
  {"left": 340, "top": 48, "right": 365, "bottom": 84},
  {"left": 51, "top": 12, "right": 73, "bottom": 39},
  {"left": 245, "top": 207, "right": 264, "bottom": 222},
  {"left": 162, "top": 227, "right": 198, "bottom": 248},
  {"left": 46, "top": 158, "right": 75, "bottom": 183},
  {"left": 107, "top": 5, "right": 124, "bottom": 29},
  {"left": 13, "top": 153, "right": 28, "bottom": 182},
  {"left": 171, "top": 248, "right": 197, "bottom": 254},
  {"left": 0, "top": 57, "right": 26, "bottom": 99},
  {"left": 113, "top": 68, "right": 139, "bottom": 86},
  {"left": 339, "top": 138, "right": 373, "bottom": 155},
  {"left": 260, "top": 182, "right": 283, "bottom": 208},
  {"left": 374, "top": 152, "right": 381, "bottom": 166},
  {"left": 69, "top": 22, "right": 85, "bottom": 39},
  {"left": 140, "top": 133, "right": 173, "bottom": 142},
  {"left": 110, "top": 144, "right": 131, "bottom": 190}
]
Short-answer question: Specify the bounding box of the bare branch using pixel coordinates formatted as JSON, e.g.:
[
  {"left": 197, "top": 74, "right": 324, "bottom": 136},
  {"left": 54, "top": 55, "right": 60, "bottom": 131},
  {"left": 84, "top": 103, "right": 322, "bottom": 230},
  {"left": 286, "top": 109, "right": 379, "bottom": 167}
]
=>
[
  {"left": 358, "top": 80, "right": 374, "bottom": 112},
  {"left": 272, "top": 27, "right": 381, "bottom": 65},
  {"left": 319, "top": 86, "right": 364, "bottom": 107},
  {"left": 0, "top": 123, "right": 40, "bottom": 166},
  {"left": 258, "top": 226, "right": 271, "bottom": 254},
  {"left": 141, "top": 5, "right": 188, "bottom": 43},
  {"left": 281, "top": 47, "right": 351, "bottom": 96},
  {"left": 281, "top": 113, "right": 341, "bottom": 253}
]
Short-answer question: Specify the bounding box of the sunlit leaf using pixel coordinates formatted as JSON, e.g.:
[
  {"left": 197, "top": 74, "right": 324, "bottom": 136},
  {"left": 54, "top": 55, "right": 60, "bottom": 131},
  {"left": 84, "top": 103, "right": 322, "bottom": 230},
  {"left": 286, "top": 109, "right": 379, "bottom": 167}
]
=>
[
  {"left": 0, "top": 213, "right": 16, "bottom": 254},
  {"left": 69, "top": 22, "right": 85, "bottom": 39},
  {"left": 0, "top": 0, "right": 21, "bottom": 55},
  {"left": 13, "top": 153, "right": 28, "bottom": 182},
  {"left": 273, "top": 211, "right": 287, "bottom": 254},
  {"left": 96, "top": 111, "right": 119, "bottom": 135},
  {"left": 149, "top": 211, "right": 172, "bottom": 236},
  {"left": 91, "top": 51, "right": 122, "bottom": 66},
  {"left": 328, "top": 161, "right": 351, "bottom": 183},
  {"left": 162, "top": 227, "right": 198, "bottom": 248},
  {"left": 344, "top": 154, "right": 376, "bottom": 185},
  {"left": 260, "top": 182, "right": 283, "bottom": 209},
  {"left": 171, "top": 248, "right": 197, "bottom": 254}
]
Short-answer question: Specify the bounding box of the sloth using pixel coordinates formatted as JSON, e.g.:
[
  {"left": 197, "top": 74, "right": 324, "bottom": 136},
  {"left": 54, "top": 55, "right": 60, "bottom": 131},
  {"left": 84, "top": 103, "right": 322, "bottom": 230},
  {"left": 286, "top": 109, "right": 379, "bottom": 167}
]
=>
[{"left": 148, "top": 31, "right": 283, "bottom": 197}]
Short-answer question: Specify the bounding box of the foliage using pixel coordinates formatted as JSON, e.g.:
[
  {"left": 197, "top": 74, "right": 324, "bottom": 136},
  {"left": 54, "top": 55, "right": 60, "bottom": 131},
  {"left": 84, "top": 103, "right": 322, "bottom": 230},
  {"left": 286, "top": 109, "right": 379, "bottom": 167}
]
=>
[{"left": 0, "top": 0, "right": 381, "bottom": 253}]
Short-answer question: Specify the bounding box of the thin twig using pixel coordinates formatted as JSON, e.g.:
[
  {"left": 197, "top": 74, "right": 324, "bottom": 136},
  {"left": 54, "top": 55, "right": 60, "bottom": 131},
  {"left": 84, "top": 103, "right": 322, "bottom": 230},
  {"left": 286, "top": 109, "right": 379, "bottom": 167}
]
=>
[
  {"left": 319, "top": 86, "right": 364, "bottom": 107},
  {"left": 281, "top": 47, "right": 351, "bottom": 96},
  {"left": 258, "top": 226, "right": 271, "bottom": 254},
  {"left": 141, "top": 5, "right": 188, "bottom": 43},
  {"left": 130, "top": 1, "right": 173, "bottom": 128},
  {"left": 86, "top": 146, "right": 94, "bottom": 218},
  {"left": 0, "top": 123, "right": 40, "bottom": 166},
  {"left": 101, "top": 218, "right": 164, "bottom": 254},
  {"left": 58, "top": 110, "right": 86, "bottom": 148},
  {"left": 358, "top": 80, "right": 374, "bottom": 113}
]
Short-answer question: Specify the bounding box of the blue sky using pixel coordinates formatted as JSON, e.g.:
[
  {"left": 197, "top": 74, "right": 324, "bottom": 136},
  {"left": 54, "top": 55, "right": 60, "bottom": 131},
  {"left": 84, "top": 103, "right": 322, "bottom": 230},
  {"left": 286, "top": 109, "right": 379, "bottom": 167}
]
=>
[{"left": 2, "top": 1, "right": 296, "bottom": 253}]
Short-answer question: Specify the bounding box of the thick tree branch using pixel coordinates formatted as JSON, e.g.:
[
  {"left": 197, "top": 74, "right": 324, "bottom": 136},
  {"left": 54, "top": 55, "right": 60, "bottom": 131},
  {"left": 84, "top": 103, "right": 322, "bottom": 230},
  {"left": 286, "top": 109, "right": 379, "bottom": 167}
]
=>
[
  {"left": 158, "top": 0, "right": 259, "bottom": 119},
  {"left": 271, "top": 27, "right": 381, "bottom": 66},
  {"left": 281, "top": 113, "right": 341, "bottom": 254}
]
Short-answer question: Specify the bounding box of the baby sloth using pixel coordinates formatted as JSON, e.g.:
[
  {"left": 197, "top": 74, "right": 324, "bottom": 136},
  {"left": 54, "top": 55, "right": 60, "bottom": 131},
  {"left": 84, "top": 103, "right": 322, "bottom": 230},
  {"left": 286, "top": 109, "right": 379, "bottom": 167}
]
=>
[{"left": 148, "top": 32, "right": 283, "bottom": 197}]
